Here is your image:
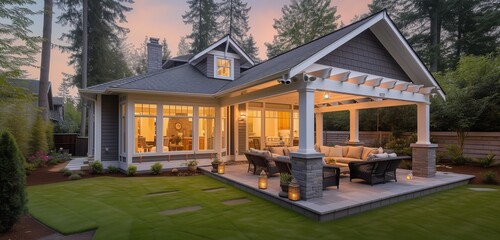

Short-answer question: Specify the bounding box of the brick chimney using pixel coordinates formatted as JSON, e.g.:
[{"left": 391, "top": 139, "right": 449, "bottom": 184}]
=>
[{"left": 147, "top": 37, "right": 162, "bottom": 72}]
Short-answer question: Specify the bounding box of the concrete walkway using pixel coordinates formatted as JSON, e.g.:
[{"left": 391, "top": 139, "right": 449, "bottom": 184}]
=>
[{"left": 65, "top": 157, "right": 88, "bottom": 171}]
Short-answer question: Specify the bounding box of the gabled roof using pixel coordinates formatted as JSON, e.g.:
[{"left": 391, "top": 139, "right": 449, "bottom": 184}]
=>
[
  {"left": 188, "top": 35, "right": 255, "bottom": 66},
  {"left": 82, "top": 10, "right": 444, "bottom": 99}
]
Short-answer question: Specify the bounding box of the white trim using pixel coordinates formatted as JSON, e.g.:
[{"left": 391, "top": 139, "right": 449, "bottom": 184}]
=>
[
  {"left": 189, "top": 36, "right": 255, "bottom": 66},
  {"left": 213, "top": 55, "right": 234, "bottom": 80},
  {"left": 95, "top": 95, "right": 102, "bottom": 161},
  {"left": 209, "top": 50, "right": 240, "bottom": 59}
]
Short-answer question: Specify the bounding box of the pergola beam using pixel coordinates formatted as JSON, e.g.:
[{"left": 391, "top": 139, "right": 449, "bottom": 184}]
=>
[
  {"left": 219, "top": 82, "right": 297, "bottom": 106},
  {"left": 314, "top": 99, "right": 415, "bottom": 113}
]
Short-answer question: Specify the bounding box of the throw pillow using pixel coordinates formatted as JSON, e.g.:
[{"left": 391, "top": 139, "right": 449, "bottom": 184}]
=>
[
  {"left": 329, "top": 147, "right": 343, "bottom": 157},
  {"left": 346, "top": 146, "right": 364, "bottom": 159},
  {"left": 334, "top": 145, "right": 349, "bottom": 157},
  {"left": 287, "top": 146, "right": 299, "bottom": 154},
  {"left": 377, "top": 147, "right": 384, "bottom": 154},
  {"left": 361, "top": 147, "right": 378, "bottom": 160},
  {"left": 269, "top": 147, "right": 286, "bottom": 156},
  {"left": 388, "top": 153, "right": 398, "bottom": 158},
  {"left": 319, "top": 146, "right": 331, "bottom": 156},
  {"left": 373, "top": 153, "right": 389, "bottom": 158}
]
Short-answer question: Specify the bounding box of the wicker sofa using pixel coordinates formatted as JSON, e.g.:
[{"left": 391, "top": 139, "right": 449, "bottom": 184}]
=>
[{"left": 348, "top": 156, "right": 411, "bottom": 185}]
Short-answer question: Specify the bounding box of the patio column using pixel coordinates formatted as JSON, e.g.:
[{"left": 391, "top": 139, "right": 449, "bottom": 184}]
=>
[
  {"left": 290, "top": 87, "right": 323, "bottom": 200},
  {"left": 348, "top": 109, "right": 360, "bottom": 145},
  {"left": 411, "top": 102, "right": 437, "bottom": 177},
  {"left": 315, "top": 113, "right": 323, "bottom": 146}
]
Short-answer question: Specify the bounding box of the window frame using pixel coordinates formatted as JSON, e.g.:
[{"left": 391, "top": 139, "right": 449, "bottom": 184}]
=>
[{"left": 213, "top": 56, "right": 234, "bottom": 80}]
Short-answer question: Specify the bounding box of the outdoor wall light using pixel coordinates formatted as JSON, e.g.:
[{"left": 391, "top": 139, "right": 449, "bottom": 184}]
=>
[
  {"left": 239, "top": 112, "right": 246, "bottom": 121},
  {"left": 217, "top": 162, "right": 225, "bottom": 174},
  {"left": 258, "top": 170, "right": 268, "bottom": 189},
  {"left": 288, "top": 178, "right": 300, "bottom": 201},
  {"left": 323, "top": 92, "right": 330, "bottom": 100}
]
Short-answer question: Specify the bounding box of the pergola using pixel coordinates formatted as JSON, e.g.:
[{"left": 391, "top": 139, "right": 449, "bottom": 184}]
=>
[{"left": 218, "top": 11, "right": 443, "bottom": 200}]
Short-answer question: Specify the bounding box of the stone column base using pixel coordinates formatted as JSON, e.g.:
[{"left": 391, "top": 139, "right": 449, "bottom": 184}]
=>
[
  {"left": 290, "top": 152, "right": 324, "bottom": 200},
  {"left": 410, "top": 143, "right": 438, "bottom": 177}
]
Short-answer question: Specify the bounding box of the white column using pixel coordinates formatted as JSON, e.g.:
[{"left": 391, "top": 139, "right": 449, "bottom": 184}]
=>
[
  {"left": 315, "top": 112, "right": 323, "bottom": 146},
  {"left": 416, "top": 102, "right": 431, "bottom": 144},
  {"left": 298, "top": 88, "right": 316, "bottom": 153},
  {"left": 349, "top": 109, "right": 359, "bottom": 143},
  {"left": 87, "top": 101, "right": 94, "bottom": 157},
  {"left": 95, "top": 95, "right": 102, "bottom": 161}
]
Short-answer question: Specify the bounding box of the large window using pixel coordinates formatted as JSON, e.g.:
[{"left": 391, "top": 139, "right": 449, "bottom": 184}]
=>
[
  {"left": 248, "top": 110, "right": 262, "bottom": 149},
  {"left": 215, "top": 57, "right": 232, "bottom": 78},
  {"left": 293, "top": 111, "right": 299, "bottom": 146},
  {"left": 198, "top": 107, "right": 215, "bottom": 150},
  {"left": 265, "top": 111, "right": 291, "bottom": 147},
  {"left": 135, "top": 104, "right": 157, "bottom": 153},
  {"left": 221, "top": 107, "right": 227, "bottom": 149},
  {"left": 163, "top": 105, "right": 193, "bottom": 151}
]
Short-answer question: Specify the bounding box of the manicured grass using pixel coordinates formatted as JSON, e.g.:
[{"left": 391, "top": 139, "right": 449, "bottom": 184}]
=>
[{"left": 28, "top": 176, "right": 500, "bottom": 240}]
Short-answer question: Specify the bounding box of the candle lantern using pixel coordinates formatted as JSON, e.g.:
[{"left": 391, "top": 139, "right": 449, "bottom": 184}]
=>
[
  {"left": 406, "top": 171, "right": 413, "bottom": 180},
  {"left": 288, "top": 178, "right": 300, "bottom": 201},
  {"left": 217, "top": 162, "right": 225, "bottom": 174},
  {"left": 258, "top": 170, "right": 268, "bottom": 189}
]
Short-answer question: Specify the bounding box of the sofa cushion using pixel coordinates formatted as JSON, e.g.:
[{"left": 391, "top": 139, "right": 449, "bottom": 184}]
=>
[
  {"left": 346, "top": 146, "right": 364, "bottom": 159},
  {"left": 334, "top": 145, "right": 349, "bottom": 157},
  {"left": 361, "top": 147, "right": 378, "bottom": 160},
  {"left": 323, "top": 157, "right": 336, "bottom": 164},
  {"left": 319, "top": 146, "right": 331, "bottom": 156},
  {"left": 329, "top": 147, "right": 343, "bottom": 157},
  {"left": 285, "top": 146, "right": 299, "bottom": 156},
  {"left": 250, "top": 148, "right": 272, "bottom": 158},
  {"left": 371, "top": 153, "right": 389, "bottom": 159},
  {"left": 269, "top": 147, "right": 286, "bottom": 156}
]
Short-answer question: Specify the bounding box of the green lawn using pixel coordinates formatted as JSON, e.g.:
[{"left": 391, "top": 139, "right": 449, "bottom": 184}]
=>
[{"left": 28, "top": 176, "right": 500, "bottom": 240}]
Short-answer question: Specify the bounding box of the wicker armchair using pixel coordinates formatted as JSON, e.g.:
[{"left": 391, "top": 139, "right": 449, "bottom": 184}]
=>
[
  {"left": 244, "top": 152, "right": 279, "bottom": 177},
  {"left": 349, "top": 157, "right": 411, "bottom": 186}
]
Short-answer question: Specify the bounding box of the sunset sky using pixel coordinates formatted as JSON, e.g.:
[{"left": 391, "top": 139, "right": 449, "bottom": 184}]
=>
[{"left": 23, "top": 0, "right": 371, "bottom": 96}]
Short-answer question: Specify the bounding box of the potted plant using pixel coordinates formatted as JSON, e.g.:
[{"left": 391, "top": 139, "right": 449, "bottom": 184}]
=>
[
  {"left": 279, "top": 173, "right": 292, "bottom": 198},
  {"left": 211, "top": 157, "right": 221, "bottom": 172},
  {"left": 183, "top": 159, "right": 198, "bottom": 172}
]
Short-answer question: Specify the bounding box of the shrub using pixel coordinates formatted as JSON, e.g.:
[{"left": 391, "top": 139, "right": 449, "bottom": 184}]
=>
[
  {"left": 446, "top": 144, "right": 471, "bottom": 165},
  {"left": 280, "top": 173, "right": 292, "bottom": 185},
  {"left": 29, "top": 113, "right": 48, "bottom": 155},
  {"left": 61, "top": 168, "right": 72, "bottom": 177},
  {"left": 90, "top": 161, "right": 104, "bottom": 174},
  {"left": 107, "top": 165, "right": 119, "bottom": 173},
  {"left": 127, "top": 165, "right": 137, "bottom": 176},
  {"left": 68, "top": 173, "right": 82, "bottom": 181},
  {"left": 479, "top": 154, "right": 495, "bottom": 168},
  {"left": 483, "top": 171, "right": 497, "bottom": 184},
  {"left": 150, "top": 162, "right": 163, "bottom": 175},
  {"left": 384, "top": 133, "right": 417, "bottom": 155},
  {"left": 48, "top": 151, "right": 71, "bottom": 165},
  {"left": 0, "top": 132, "right": 27, "bottom": 233},
  {"left": 27, "top": 151, "right": 49, "bottom": 167},
  {"left": 24, "top": 162, "right": 36, "bottom": 174},
  {"left": 171, "top": 168, "right": 179, "bottom": 174},
  {"left": 45, "top": 121, "right": 54, "bottom": 151}
]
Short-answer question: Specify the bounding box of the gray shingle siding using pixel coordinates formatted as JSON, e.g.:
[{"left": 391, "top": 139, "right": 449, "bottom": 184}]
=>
[
  {"left": 101, "top": 95, "right": 119, "bottom": 161},
  {"left": 207, "top": 54, "right": 214, "bottom": 78},
  {"left": 317, "top": 30, "right": 411, "bottom": 82},
  {"left": 195, "top": 58, "right": 207, "bottom": 76},
  {"left": 234, "top": 59, "right": 240, "bottom": 79}
]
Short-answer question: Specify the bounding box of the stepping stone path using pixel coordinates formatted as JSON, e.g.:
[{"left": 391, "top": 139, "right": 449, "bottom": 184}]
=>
[
  {"left": 159, "top": 206, "right": 203, "bottom": 216},
  {"left": 145, "top": 190, "right": 178, "bottom": 197},
  {"left": 222, "top": 198, "right": 251, "bottom": 206},
  {"left": 468, "top": 188, "right": 498, "bottom": 192},
  {"left": 202, "top": 187, "right": 226, "bottom": 192}
]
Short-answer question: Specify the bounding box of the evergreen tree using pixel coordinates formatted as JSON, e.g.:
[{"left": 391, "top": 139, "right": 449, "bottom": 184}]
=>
[
  {"left": 161, "top": 38, "right": 172, "bottom": 60},
  {"left": 177, "top": 36, "right": 191, "bottom": 56},
  {"left": 58, "top": 78, "right": 72, "bottom": 102},
  {"left": 218, "top": 0, "right": 251, "bottom": 44},
  {"left": 182, "top": 0, "right": 220, "bottom": 53},
  {"left": 0, "top": 0, "right": 40, "bottom": 77},
  {"left": 38, "top": 0, "right": 53, "bottom": 121},
  {"left": 56, "top": 0, "right": 134, "bottom": 87},
  {"left": 265, "top": 0, "right": 341, "bottom": 58},
  {"left": 29, "top": 113, "right": 49, "bottom": 155},
  {"left": 241, "top": 34, "right": 260, "bottom": 61},
  {"left": 0, "top": 132, "right": 26, "bottom": 233}
]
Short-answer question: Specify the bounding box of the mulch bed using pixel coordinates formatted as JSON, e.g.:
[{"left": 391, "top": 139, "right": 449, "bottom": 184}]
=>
[{"left": 1, "top": 161, "right": 498, "bottom": 240}]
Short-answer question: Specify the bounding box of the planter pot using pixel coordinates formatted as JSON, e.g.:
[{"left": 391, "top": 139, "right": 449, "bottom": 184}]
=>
[
  {"left": 279, "top": 184, "right": 289, "bottom": 198},
  {"left": 211, "top": 163, "right": 219, "bottom": 172},
  {"left": 188, "top": 165, "right": 197, "bottom": 172}
]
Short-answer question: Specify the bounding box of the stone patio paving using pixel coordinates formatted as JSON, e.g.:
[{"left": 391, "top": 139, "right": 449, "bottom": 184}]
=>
[{"left": 200, "top": 164, "right": 474, "bottom": 221}]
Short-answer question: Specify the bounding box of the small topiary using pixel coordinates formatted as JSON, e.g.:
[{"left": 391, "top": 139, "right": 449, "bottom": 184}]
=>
[
  {"left": 0, "top": 132, "right": 27, "bottom": 232},
  {"left": 61, "top": 168, "right": 73, "bottom": 177},
  {"left": 90, "top": 161, "right": 104, "bottom": 174},
  {"left": 127, "top": 165, "right": 137, "bottom": 176},
  {"left": 150, "top": 162, "right": 163, "bottom": 175},
  {"left": 107, "top": 165, "right": 119, "bottom": 173},
  {"left": 68, "top": 173, "right": 82, "bottom": 181}
]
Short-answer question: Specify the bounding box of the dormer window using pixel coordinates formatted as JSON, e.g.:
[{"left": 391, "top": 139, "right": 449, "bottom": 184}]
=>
[{"left": 214, "top": 56, "right": 234, "bottom": 80}]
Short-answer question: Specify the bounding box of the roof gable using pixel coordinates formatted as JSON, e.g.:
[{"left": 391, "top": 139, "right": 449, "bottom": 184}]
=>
[{"left": 189, "top": 35, "right": 255, "bottom": 66}]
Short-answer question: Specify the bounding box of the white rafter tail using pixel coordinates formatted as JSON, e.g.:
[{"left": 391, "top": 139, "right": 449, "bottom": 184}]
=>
[
  {"left": 419, "top": 86, "right": 435, "bottom": 95},
  {"left": 347, "top": 74, "right": 368, "bottom": 85},
  {"left": 393, "top": 81, "right": 411, "bottom": 91},
  {"left": 364, "top": 77, "right": 383, "bottom": 87},
  {"left": 379, "top": 79, "right": 397, "bottom": 89},
  {"left": 329, "top": 71, "right": 351, "bottom": 82},
  {"left": 406, "top": 84, "right": 424, "bottom": 93},
  {"left": 308, "top": 67, "right": 333, "bottom": 79}
]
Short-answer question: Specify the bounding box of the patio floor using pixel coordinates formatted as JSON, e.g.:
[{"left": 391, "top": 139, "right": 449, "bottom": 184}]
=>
[{"left": 199, "top": 164, "right": 474, "bottom": 221}]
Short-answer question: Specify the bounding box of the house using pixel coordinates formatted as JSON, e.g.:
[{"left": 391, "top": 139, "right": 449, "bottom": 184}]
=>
[
  {"left": 6, "top": 78, "right": 64, "bottom": 123},
  {"left": 81, "top": 10, "right": 444, "bottom": 198}
]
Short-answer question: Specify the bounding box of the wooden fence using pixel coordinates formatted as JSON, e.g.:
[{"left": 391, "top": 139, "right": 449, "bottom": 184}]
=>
[
  {"left": 323, "top": 131, "right": 500, "bottom": 160},
  {"left": 53, "top": 134, "right": 88, "bottom": 156}
]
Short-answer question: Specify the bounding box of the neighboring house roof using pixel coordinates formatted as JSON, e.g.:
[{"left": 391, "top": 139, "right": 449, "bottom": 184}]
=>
[
  {"left": 87, "top": 64, "right": 230, "bottom": 95},
  {"left": 53, "top": 97, "right": 64, "bottom": 106},
  {"left": 6, "top": 78, "right": 44, "bottom": 95},
  {"left": 82, "top": 10, "right": 444, "bottom": 99}
]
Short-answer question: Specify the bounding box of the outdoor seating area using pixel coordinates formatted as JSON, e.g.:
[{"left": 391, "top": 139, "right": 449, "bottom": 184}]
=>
[
  {"left": 200, "top": 163, "right": 474, "bottom": 221},
  {"left": 349, "top": 156, "right": 411, "bottom": 185}
]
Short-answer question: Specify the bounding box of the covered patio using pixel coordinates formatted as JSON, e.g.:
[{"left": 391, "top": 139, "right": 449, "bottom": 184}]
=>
[{"left": 200, "top": 164, "right": 473, "bottom": 221}]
